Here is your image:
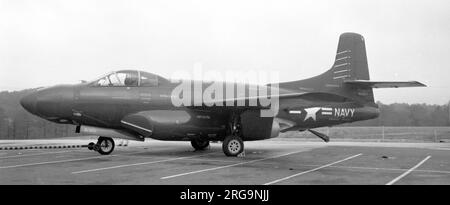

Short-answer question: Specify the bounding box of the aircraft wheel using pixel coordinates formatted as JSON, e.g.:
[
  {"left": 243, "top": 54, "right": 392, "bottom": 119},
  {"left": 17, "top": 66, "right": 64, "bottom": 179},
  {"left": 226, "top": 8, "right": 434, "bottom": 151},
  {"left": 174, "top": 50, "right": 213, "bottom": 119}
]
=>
[
  {"left": 222, "top": 135, "right": 244, "bottom": 157},
  {"left": 191, "top": 139, "right": 210, "bottom": 150},
  {"left": 96, "top": 137, "right": 115, "bottom": 155}
]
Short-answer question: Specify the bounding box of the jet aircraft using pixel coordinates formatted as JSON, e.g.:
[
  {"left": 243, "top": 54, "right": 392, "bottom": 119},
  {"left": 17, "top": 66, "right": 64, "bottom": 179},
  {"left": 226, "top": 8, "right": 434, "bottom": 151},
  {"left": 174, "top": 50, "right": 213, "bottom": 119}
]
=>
[{"left": 20, "top": 33, "right": 426, "bottom": 156}]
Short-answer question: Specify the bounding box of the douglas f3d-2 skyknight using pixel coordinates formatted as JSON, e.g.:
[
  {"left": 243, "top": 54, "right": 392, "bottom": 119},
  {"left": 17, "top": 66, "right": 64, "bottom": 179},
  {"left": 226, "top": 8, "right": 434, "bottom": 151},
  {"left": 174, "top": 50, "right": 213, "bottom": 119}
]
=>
[{"left": 21, "top": 33, "right": 425, "bottom": 156}]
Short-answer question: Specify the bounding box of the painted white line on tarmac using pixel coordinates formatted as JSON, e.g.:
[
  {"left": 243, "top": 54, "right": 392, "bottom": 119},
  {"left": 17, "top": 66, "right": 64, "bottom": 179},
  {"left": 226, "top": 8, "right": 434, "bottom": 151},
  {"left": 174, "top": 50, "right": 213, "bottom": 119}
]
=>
[
  {"left": 0, "top": 151, "right": 146, "bottom": 169},
  {"left": 161, "top": 150, "right": 307, "bottom": 180},
  {"left": 0, "top": 155, "right": 118, "bottom": 169},
  {"left": 264, "top": 153, "right": 362, "bottom": 185},
  {"left": 289, "top": 164, "right": 450, "bottom": 175},
  {"left": 183, "top": 158, "right": 236, "bottom": 163},
  {"left": 72, "top": 153, "right": 214, "bottom": 174},
  {"left": 431, "top": 148, "right": 450, "bottom": 151},
  {"left": 386, "top": 155, "right": 431, "bottom": 185},
  {"left": 329, "top": 165, "right": 450, "bottom": 175},
  {"left": 0, "top": 150, "right": 77, "bottom": 159},
  {"left": 414, "top": 169, "right": 450, "bottom": 174}
]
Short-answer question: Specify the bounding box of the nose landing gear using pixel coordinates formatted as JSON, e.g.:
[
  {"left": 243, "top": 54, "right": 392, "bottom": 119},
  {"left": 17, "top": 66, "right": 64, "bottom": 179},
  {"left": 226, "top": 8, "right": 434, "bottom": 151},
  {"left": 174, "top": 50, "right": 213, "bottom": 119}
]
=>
[{"left": 88, "top": 137, "right": 115, "bottom": 155}]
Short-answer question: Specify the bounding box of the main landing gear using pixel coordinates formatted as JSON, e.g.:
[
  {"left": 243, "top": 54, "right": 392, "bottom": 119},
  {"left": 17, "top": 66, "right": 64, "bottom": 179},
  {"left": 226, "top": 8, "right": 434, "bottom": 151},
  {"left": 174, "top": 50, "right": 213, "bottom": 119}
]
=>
[
  {"left": 222, "top": 114, "right": 245, "bottom": 157},
  {"left": 222, "top": 135, "right": 244, "bottom": 157},
  {"left": 190, "top": 135, "right": 244, "bottom": 157},
  {"left": 191, "top": 139, "right": 210, "bottom": 151},
  {"left": 88, "top": 136, "right": 115, "bottom": 155}
]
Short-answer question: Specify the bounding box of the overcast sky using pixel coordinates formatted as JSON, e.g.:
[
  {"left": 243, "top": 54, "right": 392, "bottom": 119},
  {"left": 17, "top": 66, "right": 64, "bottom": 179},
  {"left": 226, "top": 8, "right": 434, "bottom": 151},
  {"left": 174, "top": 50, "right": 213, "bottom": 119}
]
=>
[{"left": 1, "top": 0, "right": 449, "bottom": 104}]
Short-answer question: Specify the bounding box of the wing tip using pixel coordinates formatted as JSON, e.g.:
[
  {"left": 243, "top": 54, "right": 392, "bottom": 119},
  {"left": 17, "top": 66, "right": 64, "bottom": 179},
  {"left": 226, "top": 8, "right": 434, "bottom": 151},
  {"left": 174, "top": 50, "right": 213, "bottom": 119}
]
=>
[{"left": 412, "top": 81, "right": 427, "bottom": 87}]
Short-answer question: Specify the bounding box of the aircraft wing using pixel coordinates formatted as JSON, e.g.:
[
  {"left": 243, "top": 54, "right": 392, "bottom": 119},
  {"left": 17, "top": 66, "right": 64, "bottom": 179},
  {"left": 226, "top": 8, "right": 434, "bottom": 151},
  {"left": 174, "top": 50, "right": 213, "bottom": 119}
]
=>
[
  {"left": 344, "top": 80, "right": 426, "bottom": 88},
  {"left": 196, "top": 91, "right": 307, "bottom": 108}
]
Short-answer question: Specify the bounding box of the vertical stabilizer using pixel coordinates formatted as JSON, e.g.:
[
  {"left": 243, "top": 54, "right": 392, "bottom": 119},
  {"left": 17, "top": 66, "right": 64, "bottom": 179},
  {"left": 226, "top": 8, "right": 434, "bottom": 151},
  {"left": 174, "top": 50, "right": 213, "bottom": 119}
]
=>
[{"left": 279, "top": 32, "right": 375, "bottom": 105}]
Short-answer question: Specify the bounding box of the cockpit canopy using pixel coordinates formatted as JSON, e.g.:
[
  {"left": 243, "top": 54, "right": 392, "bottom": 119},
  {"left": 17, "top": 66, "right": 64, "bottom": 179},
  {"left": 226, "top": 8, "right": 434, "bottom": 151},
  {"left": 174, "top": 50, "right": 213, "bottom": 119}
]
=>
[{"left": 90, "top": 70, "right": 169, "bottom": 87}]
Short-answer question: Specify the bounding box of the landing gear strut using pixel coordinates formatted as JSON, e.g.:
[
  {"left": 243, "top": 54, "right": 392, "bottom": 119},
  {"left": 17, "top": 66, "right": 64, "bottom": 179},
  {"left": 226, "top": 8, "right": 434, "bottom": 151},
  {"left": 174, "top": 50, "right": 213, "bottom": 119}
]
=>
[
  {"left": 88, "top": 137, "right": 115, "bottom": 155},
  {"left": 222, "top": 114, "right": 244, "bottom": 157}
]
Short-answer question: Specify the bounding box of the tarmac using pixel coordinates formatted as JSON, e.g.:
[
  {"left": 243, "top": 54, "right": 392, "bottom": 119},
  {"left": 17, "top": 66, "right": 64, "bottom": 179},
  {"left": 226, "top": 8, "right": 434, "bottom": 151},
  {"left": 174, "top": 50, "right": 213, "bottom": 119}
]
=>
[{"left": 1, "top": 138, "right": 450, "bottom": 185}]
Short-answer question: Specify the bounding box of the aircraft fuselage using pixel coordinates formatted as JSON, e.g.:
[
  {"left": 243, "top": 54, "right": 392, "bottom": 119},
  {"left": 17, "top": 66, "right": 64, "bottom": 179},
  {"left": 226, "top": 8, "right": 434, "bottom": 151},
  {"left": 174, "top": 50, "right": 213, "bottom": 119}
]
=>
[{"left": 21, "top": 80, "right": 379, "bottom": 142}]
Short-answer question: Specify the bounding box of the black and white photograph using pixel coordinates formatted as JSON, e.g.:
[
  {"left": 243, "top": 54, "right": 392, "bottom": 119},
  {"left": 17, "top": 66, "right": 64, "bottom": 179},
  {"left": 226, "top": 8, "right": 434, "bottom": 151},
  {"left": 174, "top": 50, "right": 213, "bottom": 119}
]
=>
[{"left": 0, "top": 0, "right": 449, "bottom": 201}]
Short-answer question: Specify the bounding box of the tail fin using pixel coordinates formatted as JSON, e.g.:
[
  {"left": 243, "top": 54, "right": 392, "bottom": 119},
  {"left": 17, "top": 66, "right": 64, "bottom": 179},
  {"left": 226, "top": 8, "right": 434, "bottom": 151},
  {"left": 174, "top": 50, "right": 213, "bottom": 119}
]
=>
[
  {"left": 279, "top": 32, "right": 375, "bottom": 104},
  {"left": 279, "top": 32, "right": 426, "bottom": 105},
  {"left": 332, "top": 33, "right": 370, "bottom": 82}
]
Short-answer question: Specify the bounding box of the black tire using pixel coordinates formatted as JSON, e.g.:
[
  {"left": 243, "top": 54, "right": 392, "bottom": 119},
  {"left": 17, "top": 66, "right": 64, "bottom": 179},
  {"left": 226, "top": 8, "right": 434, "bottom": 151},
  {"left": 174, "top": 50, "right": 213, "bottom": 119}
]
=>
[
  {"left": 222, "top": 135, "right": 244, "bottom": 157},
  {"left": 191, "top": 139, "right": 210, "bottom": 150},
  {"left": 96, "top": 137, "right": 115, "bottom": 155},
  {"left": 88, "top": 142, "right": 95, "bottom": 150}
]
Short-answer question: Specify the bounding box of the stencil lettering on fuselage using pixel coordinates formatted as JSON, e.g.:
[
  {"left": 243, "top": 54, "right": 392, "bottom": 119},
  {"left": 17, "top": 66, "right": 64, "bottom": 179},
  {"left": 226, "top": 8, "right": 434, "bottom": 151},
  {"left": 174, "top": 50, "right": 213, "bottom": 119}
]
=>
[
  {"left": 334, "top": 108, "right": 355, "bottom": 118},
  {"left": 289, "top": 107, "right": 356, "bottom": 121}
]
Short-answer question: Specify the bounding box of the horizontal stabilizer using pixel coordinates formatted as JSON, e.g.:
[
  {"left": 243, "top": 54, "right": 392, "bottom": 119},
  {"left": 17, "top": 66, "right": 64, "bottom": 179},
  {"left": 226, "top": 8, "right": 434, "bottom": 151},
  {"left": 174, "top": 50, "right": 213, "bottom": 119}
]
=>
[{"left": 344, "top": 80, "right": 426, "bottom": 88}]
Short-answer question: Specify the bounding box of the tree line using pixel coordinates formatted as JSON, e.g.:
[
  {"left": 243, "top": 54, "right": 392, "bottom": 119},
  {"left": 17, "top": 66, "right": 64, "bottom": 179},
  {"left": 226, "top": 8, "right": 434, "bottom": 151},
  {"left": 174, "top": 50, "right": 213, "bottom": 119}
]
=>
[
  {"left": 348, "top": 102, "right": 450, "bottom": 127},
  {"left": 0, "top": 89, "right": 449, "bottom": 139},
  {"left": 0, "top": 89, "right": 80, "bottom": 140}
]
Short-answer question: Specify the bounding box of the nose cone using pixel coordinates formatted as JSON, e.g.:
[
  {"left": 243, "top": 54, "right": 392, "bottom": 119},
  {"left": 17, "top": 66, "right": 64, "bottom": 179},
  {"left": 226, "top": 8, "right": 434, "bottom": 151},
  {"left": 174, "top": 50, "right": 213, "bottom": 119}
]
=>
[
  {"left": 21, "top": 93, "right": 37, "bottom": 114},
  {"left": 21, "top": 85, "right": 75, "bottom": 120}
]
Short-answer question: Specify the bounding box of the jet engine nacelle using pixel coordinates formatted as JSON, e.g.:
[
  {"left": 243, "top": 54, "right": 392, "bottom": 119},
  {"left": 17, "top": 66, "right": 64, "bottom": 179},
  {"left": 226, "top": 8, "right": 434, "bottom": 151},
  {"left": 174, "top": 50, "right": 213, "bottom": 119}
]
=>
[
  {"left": 121, "top": 110, "right": 227, "bottom": 141},
  {"left": 240, "top": 110, "right": 280, "bottom": 141}
]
